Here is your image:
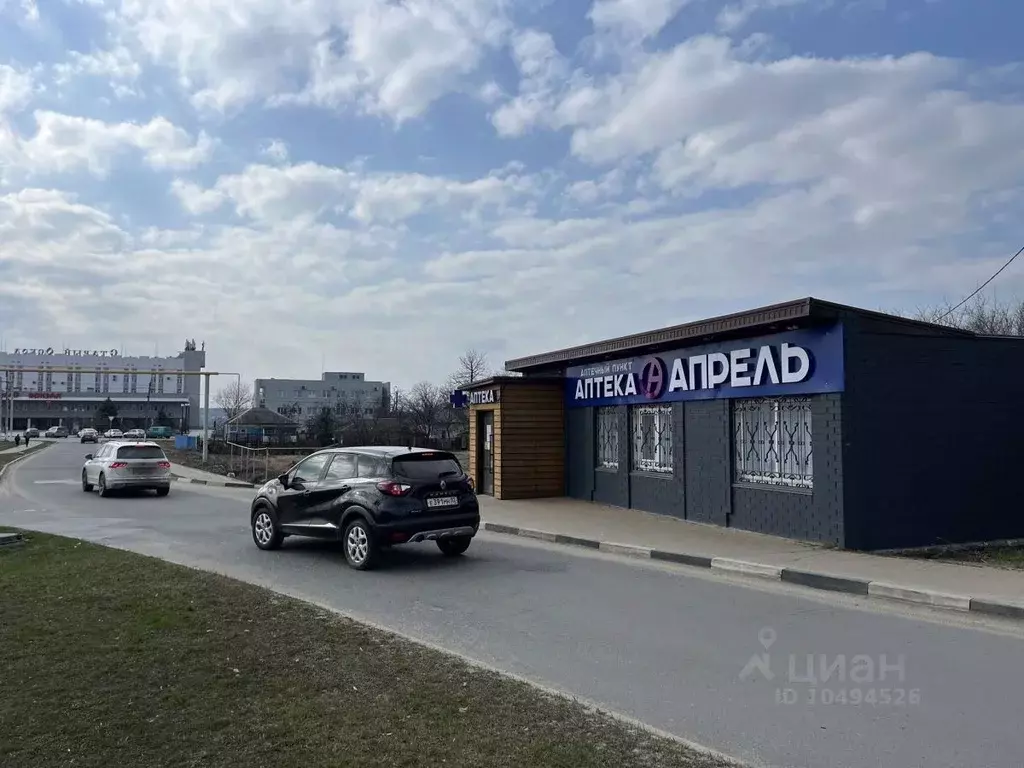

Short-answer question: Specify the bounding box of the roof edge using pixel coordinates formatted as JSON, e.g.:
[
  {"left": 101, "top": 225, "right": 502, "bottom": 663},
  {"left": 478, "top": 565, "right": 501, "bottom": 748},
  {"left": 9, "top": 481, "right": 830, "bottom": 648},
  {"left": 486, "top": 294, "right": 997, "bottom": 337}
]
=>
[{"left": 505, "top": 297, "right": 816, "bottom": 372}]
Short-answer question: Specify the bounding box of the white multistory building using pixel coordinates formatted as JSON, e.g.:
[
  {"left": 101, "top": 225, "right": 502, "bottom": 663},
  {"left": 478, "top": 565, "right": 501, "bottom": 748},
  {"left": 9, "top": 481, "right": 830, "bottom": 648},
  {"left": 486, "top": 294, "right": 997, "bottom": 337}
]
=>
[
  {"left": 254, "top": 371, "right": 390, "bottom": 420},
  {"left": 0, "top": 343, "right": 207, "bottom": 431}
]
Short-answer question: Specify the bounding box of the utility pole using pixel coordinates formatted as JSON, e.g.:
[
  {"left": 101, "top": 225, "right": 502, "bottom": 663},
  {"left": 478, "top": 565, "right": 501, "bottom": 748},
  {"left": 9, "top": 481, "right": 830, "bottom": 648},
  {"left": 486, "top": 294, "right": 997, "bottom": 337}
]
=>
[{"left": 202, "top": 372, "right": 210, "bottom": 463}]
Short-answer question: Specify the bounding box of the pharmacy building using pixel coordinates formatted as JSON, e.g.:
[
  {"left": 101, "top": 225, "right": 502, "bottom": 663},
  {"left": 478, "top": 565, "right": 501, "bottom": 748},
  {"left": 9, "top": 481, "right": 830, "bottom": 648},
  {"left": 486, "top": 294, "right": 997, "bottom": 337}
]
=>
[{"left": 459, "top": 298, "right": 1024, "bottom": 551}]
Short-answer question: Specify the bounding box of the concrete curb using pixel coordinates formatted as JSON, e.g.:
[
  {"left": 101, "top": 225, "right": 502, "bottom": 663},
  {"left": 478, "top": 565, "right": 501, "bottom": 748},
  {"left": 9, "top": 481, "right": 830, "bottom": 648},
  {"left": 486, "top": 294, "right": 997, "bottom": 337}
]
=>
[
  {"left": 0, "top": 531, "right": 24, "bottom": 547},
  {"left": 0, "top": 443, "right": 51, "bottom": 483},
  {"left": 479, "top": 521, "right": 1024, "bottom": 622},
  {"left": 170, "top": 474, "right": 254, "bottom": 489}
]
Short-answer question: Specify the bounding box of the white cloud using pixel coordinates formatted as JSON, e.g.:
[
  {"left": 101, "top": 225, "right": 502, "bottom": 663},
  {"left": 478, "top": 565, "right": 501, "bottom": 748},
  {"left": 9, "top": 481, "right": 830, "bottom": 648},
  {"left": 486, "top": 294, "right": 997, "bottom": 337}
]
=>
[
  {"left": 176, "top": 161, "right": 543, "bottom": 225},
  {"left": 261, "top": 139, "right": 289, "bottom": 163},
  {"left": 491, "top": 29, "right": 569, "bottom": 137},
  {"left": 589, "top": 0, "right": 693, "bottom": 40},
  {"left": 113, "top": 0, "right": 510, "bottom": 120},
  {"left": 0, "top": 64, "right": 36, "bottom": 115},
  {"left": 2, "top": 111, "right": 215, "bottom": 178},
  {"left": 54, "top": 45, "right": 141, "bottom": 83}
]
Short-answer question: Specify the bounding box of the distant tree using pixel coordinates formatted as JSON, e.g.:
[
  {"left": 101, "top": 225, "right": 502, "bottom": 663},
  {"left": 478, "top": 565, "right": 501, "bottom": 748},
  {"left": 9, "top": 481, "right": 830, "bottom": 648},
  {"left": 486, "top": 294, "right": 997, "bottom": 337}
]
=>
[
  {"left": 407, "top": 381, "right": 446, "bottom": 443},
  {"left": 307, "top": 406, "right": 338, "bottom": 447},
  {"left": 451, "top": 349, "right": 491, "bottom": 388},
  {"left": 910, "top": 295, "right": 1024, "bottom": 336},
  {"left": 214, "top": 381, "right": 253, "bottom": 420},
  {"left": 96, "top": 397, "right": 118, "bottom": 428}
]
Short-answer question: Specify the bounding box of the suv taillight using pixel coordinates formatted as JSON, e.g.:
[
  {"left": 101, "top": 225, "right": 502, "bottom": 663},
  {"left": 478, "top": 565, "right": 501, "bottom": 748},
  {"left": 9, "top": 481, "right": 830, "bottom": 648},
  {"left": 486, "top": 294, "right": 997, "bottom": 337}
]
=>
[
  {"left": 109, "top": 462, "right": 129, "bottom": 469},
  {"left": 466, "top": 475, "right": 475, "bottom": 491},
  {"left": 158, "top": 461, "right": 171, "bottom": 468},
  {"left": 376, "top": 480, "right": 412, "bottom": 496}
]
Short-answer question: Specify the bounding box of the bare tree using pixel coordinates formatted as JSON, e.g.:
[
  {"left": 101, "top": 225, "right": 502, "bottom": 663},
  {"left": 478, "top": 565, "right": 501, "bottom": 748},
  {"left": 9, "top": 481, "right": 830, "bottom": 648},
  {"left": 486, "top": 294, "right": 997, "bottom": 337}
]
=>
[
  {"left": 451, "top": 348, "right": 491, "bottom": 387},
  {"left": 911, "top": 295, "right": 1024, "bottom": 336},
  {"left": 214, "top": 381, "right": 253, "bottom": 420},
  {"left": 407, "top": 381, "right": 445, "bottom": 443}
]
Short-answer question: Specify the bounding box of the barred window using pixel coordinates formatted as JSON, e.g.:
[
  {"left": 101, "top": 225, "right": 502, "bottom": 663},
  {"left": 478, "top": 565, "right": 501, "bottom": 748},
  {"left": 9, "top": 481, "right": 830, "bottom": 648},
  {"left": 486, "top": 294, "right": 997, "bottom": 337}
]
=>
[
  {"left": 733, "top": 397, "right": 813, "bottom": 489},
  {"left": 631, "top": 404, "right": 673, "bottom": 474},
  {"left": 595, "top": 407, "right": 619, "bottom": 469}
]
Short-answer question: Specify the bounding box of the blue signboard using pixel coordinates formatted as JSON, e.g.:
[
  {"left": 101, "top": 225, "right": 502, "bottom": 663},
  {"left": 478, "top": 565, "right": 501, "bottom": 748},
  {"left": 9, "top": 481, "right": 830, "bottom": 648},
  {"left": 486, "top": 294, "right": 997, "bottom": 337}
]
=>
[{"left": 564, "top": 324, "right": 844, "bottom": 408}]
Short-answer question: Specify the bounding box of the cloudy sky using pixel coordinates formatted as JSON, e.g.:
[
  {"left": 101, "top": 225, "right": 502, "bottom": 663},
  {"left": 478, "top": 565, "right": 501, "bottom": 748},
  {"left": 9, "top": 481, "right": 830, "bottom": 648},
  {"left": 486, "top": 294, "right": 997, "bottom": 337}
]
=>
[{"left": 0, "top": 0, "right": 1021, "bottom": 391}]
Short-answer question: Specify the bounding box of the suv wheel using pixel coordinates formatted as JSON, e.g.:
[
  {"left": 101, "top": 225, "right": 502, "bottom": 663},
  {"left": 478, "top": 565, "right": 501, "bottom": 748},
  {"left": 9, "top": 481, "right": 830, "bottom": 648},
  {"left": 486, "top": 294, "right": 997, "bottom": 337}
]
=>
[
  {"left": 252, "top": 506, "right": 282, "bottom": 550},
  {"left": 81, "top": 470, "right": 93, "bottom": 493},
  {"left": 97, "top": 473, "right": 110, "bottom": 498},
  {"left": 437, "top": 536, "right": 472, "bottom": 557},
  {"left": 343, "top": 518, "right": 378, "bottom": 571}
]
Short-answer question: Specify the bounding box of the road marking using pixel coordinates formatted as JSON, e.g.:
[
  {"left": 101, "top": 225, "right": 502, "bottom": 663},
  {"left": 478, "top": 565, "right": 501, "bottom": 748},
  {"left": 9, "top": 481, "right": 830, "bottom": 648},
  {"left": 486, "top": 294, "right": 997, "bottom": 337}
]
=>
[{"left": 33, "top": 479, "right": 79, "bottom": 485}]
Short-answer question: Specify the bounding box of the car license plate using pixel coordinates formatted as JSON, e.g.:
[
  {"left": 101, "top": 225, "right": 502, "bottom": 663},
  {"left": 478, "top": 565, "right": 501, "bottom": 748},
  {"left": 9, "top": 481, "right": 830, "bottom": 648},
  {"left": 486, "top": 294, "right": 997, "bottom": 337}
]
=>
[{"left": 426, "top": 496, "right": 459, "bottom": 509}]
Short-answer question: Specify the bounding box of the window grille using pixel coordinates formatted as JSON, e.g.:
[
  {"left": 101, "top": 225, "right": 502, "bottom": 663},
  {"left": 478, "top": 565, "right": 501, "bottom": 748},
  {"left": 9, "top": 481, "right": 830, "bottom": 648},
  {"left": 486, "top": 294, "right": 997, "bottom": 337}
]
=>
[
  {"left": 630, "top": 404, "right": 673, "bottom": 474},
  {"left": 595, "top": 407, "right": 619, "bottom": 469},
  {"left": 733, "top": 397, "right": 813, "bottom": 488}
]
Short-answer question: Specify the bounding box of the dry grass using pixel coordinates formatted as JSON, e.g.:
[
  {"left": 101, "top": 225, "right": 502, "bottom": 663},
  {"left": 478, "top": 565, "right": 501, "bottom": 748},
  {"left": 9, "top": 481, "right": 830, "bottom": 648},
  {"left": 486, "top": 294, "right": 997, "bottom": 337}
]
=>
[{"left": 0, "top": 530, "right": 731, "bottom": 768}]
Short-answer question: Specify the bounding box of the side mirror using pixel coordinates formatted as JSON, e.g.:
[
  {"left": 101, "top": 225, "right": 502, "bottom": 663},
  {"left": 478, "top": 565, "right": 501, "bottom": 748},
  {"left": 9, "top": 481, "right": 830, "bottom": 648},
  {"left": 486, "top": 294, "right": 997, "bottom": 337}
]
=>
[
  {"left": 277, "top": 473, "right": 290, "bottom": 488},
  {"left": 84, "top": 454, "right": 93, "bottom": 460}
]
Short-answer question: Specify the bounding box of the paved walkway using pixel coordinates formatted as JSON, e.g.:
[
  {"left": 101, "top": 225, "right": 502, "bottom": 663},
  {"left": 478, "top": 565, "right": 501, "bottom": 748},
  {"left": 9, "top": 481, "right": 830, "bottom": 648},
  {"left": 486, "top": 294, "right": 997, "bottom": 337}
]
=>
[
  {"left": 0, "top": 441, "right": 46, "bottom": 455},
  {"left": 170, "top": 462, "right": 258, "bottom": 488},
  {"left": 477, "top": 496, "right": 1024, "bottom": 617}
]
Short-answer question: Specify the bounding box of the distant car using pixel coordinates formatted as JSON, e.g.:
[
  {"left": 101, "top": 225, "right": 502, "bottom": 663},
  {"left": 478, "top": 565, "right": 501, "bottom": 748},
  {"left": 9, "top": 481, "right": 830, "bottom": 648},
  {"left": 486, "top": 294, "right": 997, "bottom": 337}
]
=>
[
  {"left": 103, "top": 429, "right": 123, "bottom": 439},
  {"left": 45, "top": 426, "right": 69, "bottom": 439},
  {"left": 24, "top": 427, "right": 39, "bottom": 438},
  {"left": 82, "top": 441, "right": 172, "bottom": 497},
  {"left": 79, "top": 428, "right": 99, "bottom": 444},
  {"left": 124, "top": 429, "right": 146, "bottom": 439},
  {"left": 249, "top": 447, "right": 479, "bottom": 570}
]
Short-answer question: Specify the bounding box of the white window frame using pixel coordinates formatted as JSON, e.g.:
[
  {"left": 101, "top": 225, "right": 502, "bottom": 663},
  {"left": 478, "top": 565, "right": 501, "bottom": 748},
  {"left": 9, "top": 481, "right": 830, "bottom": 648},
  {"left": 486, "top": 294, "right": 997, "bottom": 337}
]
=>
[
  {"left": 733, "top": 396, "right": 813, "bottom": 489},
  {"left": 630, "top": 404, "right": 673, "bottom": 474},
  {"left": 595, "top": 406, "right": 619, "bottom": 469}
]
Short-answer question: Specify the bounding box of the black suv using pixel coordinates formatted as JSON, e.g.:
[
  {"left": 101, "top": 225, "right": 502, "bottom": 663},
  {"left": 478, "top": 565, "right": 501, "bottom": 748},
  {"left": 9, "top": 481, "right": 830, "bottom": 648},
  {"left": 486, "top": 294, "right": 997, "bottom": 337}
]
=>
[{"left": 249, "top": 446, "right": 480, "bottom": 570}]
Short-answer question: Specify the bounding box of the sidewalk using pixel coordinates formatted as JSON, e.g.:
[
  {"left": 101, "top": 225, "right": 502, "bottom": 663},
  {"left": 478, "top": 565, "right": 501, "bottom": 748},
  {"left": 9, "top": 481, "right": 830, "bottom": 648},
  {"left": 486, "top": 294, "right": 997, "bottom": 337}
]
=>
[
  {"left": 477, "top": 496, "right": 1024, "bottom": 620},
  {"left": 169, "top": 463, "right": 256, "bottom": 488},
  {"left": 0, "top": 442, "right": 43, "bottom": 455}
]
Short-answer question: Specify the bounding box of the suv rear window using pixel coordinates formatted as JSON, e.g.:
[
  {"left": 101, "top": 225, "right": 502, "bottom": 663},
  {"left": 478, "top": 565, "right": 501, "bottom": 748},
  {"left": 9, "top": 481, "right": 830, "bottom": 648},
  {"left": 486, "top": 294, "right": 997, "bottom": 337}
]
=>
[
  {"left": 392, "top": 454, "right": 463, "bottom": 480},
  {"left": 116, "top": 446, "right": 167, "bottom": 460}
]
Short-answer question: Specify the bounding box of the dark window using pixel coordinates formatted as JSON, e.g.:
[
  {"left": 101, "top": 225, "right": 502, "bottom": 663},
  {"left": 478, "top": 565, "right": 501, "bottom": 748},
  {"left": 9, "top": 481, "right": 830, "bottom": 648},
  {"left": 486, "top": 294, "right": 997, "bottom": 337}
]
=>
[
  {"left": 116, "top": 445, "right": 167, "bottom": 460},
  {"left": 393, "top": 454, "right": 463, "bottom": 480},
  {"left": 324, "top": 453, "right": 356, "bottom": 482},
  {"left": 292, "top": 454, "right": 329, "bottom": 483},
  {"left": 357, "top": 455, "right": 388, "bottom": 478}
]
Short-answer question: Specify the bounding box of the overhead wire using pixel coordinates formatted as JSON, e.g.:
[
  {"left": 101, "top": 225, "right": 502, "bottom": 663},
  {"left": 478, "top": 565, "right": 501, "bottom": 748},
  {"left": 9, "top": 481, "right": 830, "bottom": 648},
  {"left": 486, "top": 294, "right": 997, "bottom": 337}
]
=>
[{"left": 937, "top": 243, "right": 1024, "bottom": 321}]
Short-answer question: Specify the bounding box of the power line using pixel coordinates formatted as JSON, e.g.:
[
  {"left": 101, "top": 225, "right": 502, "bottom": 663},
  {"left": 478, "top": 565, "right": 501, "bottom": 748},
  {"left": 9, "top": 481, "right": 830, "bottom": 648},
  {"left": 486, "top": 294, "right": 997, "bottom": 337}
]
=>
[{"left": 938, "top": 242, "right": 1024, "bottom": 321}]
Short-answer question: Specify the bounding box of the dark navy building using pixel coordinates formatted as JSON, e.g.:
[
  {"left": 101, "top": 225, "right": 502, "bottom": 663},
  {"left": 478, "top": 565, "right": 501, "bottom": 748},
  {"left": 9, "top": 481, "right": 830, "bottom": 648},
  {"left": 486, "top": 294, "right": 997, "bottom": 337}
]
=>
[{"left": 474, "top": 297, "right": 1024, "bottom": 551}]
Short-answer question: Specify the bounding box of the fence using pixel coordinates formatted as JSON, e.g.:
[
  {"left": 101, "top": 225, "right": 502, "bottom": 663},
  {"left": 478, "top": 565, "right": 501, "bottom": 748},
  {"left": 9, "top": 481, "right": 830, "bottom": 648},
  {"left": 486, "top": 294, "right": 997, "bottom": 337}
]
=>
[{"left": 223, "top": 442, "right": 310, "bottom": 483}]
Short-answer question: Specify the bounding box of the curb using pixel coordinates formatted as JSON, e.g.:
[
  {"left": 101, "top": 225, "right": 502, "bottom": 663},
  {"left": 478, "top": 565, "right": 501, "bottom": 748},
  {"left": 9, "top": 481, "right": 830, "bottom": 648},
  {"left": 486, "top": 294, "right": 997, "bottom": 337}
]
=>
[
  {"left": 170, "top": 474, "right": 254, "bottom": 489},
  {"left": 0, "top": 443, "right": 51, "bottom": 483},
  {"left": 479, "top": 521, "right": 1024, "bottom": 622}
]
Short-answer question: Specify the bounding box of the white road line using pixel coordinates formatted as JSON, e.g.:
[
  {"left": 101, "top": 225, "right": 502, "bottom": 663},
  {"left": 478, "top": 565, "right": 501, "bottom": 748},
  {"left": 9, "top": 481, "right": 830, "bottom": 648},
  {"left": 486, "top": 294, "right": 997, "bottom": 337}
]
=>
[{"left": 33, "top": 479, "right": 78, "bottom": 485}]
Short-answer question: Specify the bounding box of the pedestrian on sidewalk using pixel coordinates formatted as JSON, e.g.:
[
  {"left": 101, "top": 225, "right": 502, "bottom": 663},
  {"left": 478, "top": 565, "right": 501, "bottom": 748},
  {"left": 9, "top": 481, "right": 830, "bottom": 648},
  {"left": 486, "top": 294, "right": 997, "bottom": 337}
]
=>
[
  {"left": 24, "top": 433, "right": 30, "bottom": 448},
  {"left": 14, "top": 433, "right": 20, "bottom": 447}
]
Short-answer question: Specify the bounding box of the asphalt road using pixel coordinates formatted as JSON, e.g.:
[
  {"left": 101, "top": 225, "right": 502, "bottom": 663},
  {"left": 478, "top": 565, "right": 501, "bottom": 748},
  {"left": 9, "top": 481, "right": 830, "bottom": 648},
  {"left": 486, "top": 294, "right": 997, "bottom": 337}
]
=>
[{"left": 3, "top": 441, "right": 1024, "bottom": 768}]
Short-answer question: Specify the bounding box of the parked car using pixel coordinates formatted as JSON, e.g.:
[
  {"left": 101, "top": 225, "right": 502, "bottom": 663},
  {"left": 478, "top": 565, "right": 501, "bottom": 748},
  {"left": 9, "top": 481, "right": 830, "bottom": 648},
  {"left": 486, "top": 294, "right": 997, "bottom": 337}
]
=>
[
  {"left": 249, "top": 447, "right": 479, "bottom": 570},
  {"left": 103, "top": 428, "right": 123, "bottom": 439},
  {"left": 45, "top": 426, "right": 69, "bottom": 438},
  {"left": 82, "top": 441, "right": 172, "bottom": 497},
  {"left": 79, "top": 428, "right": 99, "bottom": 444},
  {"left": 24, "top": 427, "right": 39, "bottom": 438},
  {"left": 124, "top": 429, "right": 146, "bottom": 439}
]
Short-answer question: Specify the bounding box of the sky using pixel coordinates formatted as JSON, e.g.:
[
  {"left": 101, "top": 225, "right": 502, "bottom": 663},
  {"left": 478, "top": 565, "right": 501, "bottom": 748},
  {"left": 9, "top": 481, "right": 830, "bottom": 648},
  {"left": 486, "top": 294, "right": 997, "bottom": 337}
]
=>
[{"left": 0, "top": 0, "right": 1022, "bottom": 392}]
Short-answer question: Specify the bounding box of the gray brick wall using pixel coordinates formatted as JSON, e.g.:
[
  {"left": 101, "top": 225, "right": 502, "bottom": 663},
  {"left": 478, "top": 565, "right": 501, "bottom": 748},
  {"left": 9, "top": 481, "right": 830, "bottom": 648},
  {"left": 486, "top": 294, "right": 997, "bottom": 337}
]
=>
[
  {"left": 841, "top": 317, "right": 1024, "bottom": 549},
  {"left": 730, "top": 394, "right": 844, "bottom": 545}
]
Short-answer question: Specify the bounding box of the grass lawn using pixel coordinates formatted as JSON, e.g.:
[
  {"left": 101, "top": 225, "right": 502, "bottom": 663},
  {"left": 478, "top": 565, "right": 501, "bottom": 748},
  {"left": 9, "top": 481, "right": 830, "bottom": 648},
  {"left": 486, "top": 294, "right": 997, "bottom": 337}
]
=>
[
  {"left": 903, "top": 545, "right": 1024, "bottom": 570},
  {"left": 0, "top": 441, "right": 47, "bottom": 471},
  {"left": 0, "top": 531, "right": 731, "bottom": 768}
]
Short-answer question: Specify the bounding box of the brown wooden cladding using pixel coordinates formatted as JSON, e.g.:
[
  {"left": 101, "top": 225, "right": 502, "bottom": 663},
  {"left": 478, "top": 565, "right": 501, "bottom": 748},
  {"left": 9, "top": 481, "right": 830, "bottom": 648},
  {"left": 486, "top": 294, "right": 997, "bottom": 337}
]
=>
[{"left": 467, "top": 381, "right": 565, "bottom": 499}]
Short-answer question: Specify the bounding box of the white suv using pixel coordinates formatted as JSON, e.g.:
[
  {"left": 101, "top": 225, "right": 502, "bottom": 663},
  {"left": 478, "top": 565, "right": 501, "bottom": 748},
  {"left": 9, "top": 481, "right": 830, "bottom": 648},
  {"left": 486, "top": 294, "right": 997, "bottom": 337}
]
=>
[{"left": 82, "top": 441, "right": 172, "bottom": 497}]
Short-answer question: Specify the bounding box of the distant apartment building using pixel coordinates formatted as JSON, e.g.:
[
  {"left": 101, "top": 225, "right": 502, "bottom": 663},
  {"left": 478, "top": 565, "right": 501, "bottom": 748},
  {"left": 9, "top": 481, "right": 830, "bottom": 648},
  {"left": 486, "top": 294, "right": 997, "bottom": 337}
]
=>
[{"left": 254, "top": 372, "right": 390, "bottom": 420}]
